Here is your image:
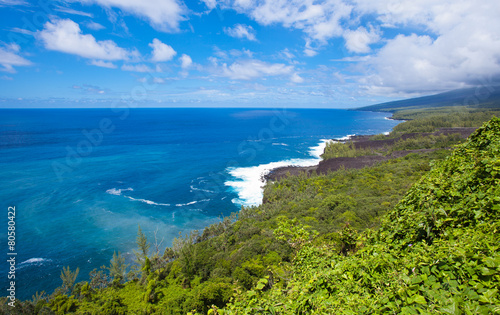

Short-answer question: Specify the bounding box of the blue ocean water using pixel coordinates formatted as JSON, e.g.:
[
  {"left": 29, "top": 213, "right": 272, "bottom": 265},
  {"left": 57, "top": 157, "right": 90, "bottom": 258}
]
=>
[{"left": 0, "top": 108, "right": 399, "bottom": 299}]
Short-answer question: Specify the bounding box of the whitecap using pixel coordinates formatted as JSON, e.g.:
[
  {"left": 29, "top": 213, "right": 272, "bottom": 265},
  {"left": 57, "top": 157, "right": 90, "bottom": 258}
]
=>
[
  {"left": 308, "top": 139, "right": 332, "bottom": 159},
  {"left": 175, "top": 199, "right": 210, "bottom": 207},
  {"left": 226, "top": 158, "right": 319, "bottom": 206},
  {"left": 125, "top": 196, "right": 170, "bottom": 206},
  {"left": 18, "top": 258, "right": 52, "bottom": 268},
  {"left": 189, "top": 185, "right": 215, "bottom": 194},
  {"left": 175, "top": 201, "right": 198, "bottom": 207},
  {"left": 334, "top": 134, "right": 355, "bottom": 142},
  {"left": 106, "top": 187, "right": 133, "bottom": 196}
]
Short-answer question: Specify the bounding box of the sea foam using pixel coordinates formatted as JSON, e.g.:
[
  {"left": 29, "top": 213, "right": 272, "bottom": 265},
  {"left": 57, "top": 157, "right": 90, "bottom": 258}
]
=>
[
  {"left": 125, "top": 196, "right": 170, "bottom": 207},
  {"left": 105, "top": 187, "right": 133, "bottom": 196},
  {"left": 18, "top": 258, "right": 52, "bottom": 269},
  {"left": 107, "top": 187, "right": 170, "bottom": 206},
  {"left": 226, "top": 139, "right": 335, "bottom": 207}
]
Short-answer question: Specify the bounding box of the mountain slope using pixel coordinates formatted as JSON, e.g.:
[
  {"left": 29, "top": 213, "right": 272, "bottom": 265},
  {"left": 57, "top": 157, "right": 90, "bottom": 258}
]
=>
[{"left": 356, "top": 86, "right": 500, "bottom": 112}]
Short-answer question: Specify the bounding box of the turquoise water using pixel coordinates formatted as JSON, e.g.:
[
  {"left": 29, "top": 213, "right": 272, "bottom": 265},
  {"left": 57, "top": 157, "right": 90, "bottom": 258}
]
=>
[{"left": 0, "top": 107, "right": 399, "bottom": 299}]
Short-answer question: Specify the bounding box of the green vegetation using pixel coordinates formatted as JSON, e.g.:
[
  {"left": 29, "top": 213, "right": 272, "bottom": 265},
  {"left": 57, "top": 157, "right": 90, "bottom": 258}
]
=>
[
  {"left": 2, "top": 108, "right": 499, "bottom": 314},
  {"left": 322, "top": 133, "right": 464, "bottom": 160},
  {"left": 321, "top": 141, "right": 376, "bottom": 159},
  {"left": 392, "top": 107, "right": 500, "bottom": 134}
]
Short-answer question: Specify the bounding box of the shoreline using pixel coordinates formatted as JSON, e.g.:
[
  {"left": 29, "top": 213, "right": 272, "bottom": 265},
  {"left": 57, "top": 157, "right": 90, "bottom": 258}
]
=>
[{"left": 265, "top": 126, "right": 477, "bottom": 183}]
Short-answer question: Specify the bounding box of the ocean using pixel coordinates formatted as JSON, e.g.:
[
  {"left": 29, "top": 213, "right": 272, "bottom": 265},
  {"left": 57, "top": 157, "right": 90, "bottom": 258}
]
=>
[{"left": 0, "top": 107, "right": 400, "bottom": 300}]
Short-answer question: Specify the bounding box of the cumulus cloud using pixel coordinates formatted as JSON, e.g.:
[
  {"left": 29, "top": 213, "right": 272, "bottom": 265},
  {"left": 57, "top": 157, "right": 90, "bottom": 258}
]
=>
[
  {"left": 0, "top": 43, "right": 32, "bottom": 73},
  {"left": 343, "top": 26, "right": 380, "bottom": 53},
  {"left": 212, "top": 0, "right": 500, "bottom": 94},
  {"left": 149, "top": 38, "right": 176, "bottom": 62},
  {"left": 224, "top": 24, "right": 257, "bottom": 41},
  {"left": 357, "top": 0, "right": 500, "bottom": 94},
  {"left": 179, "top": 54, "right": 192, "bottom": 69},
  {"left": 76, "top": 0, "right": 187, "bottom": 32},
  {"left": 37, "top": 19, "right": 136, "bottom": 61},
  {"left": 220, "top": 0, "right": 353, "bottom": 47},
  {"left": 220, "top": 59, "right": 293, "bottom": 80}
]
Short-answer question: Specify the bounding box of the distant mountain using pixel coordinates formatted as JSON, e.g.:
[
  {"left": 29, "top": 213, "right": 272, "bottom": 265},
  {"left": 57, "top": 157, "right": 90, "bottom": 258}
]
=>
[{"left": 356, "top": 86, "right": 500, "bottom": 112}]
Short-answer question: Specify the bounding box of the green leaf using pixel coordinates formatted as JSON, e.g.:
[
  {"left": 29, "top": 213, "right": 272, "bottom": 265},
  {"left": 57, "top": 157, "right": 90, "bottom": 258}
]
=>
[
  {"left": 414, "top": 295, "right": 427, "bottom": 304},
  {"left": 440, "top": 300, "right": 459, "bottom": 315}
]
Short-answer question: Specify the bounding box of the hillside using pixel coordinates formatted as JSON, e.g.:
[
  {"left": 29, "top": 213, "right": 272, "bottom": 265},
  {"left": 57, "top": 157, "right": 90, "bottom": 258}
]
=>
[
  {"left": 356, "top": 86, "right": 500, "bottom": 113},
  {"left": 225, "top": 117, "right": 500, "bottom": 314}
]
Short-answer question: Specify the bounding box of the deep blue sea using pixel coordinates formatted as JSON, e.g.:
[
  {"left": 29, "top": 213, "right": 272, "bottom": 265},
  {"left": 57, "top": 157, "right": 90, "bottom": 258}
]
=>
[{"left": 0, "top": 108, "right": 399, "bottom": 299}]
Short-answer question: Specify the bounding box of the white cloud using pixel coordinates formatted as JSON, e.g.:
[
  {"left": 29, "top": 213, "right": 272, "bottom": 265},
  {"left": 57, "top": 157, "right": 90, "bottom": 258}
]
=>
[
  {"left": 222, "top": 0, "right": 353, "bottom": 50},
  {"left": 89, "top": 60, "right": 116, "bottom": 68},
  {"left": 280, "top": 48, "right": 295, "bottom": 60},
  {"left": 149, "top": 38, "right": 176, "bottom": 62},
  {"left": 291, "top": 73, "right": 305, "bottom": 83},
  {"left": 54, "top": 5, "right": 93, "bottom": 17},
  {"left": 357, "top": 0, "right": 500, "bottom": 94},
  {"left": 224, "top": 24, "right": 257, "bottom": 41},
  {"left": 85, "top": 21, "right": 105, "bottom": 30},
  {"left": 201, "top": 0, "right": 217, "bottom": 10},
  {"left": 220, "top": 59, "right": 293, "bottom": 80},
  {"left": 10, "top": 27, "right": 34, "bottom": 35},
  {"left": 343, "top": 26, "right": 380, "bottom": 53},
  {"left": 0, "top": 44, "right": 32, "bottom": 73},
  {"left": 76, "top": 0, "right": 187, "bottom": 32},
  {"left": 304, "top": 48, "right": 318, "bottom": 57},
  {"left": 7, "top": 43, "right": 20, "bottom": 52},
  {"left": 121, "top": 64, "right": 154, "bottom": 72},
  {"left": 0, "top": 0, "right": 28, "bottom": 6},
  {"left": 179, "top": 54, "right": 192, "bottom": 69},
  {"left": 37, "top": 19, "right": 136, "bottom": 61},
  {"left": 217, "top": 0, "right": 499, "bottom": 93}
]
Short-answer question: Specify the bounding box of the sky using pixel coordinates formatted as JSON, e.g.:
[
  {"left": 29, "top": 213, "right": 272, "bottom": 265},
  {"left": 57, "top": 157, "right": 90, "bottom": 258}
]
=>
[{"left": 0, "top": 0, "right": 499, "bottom": 108}]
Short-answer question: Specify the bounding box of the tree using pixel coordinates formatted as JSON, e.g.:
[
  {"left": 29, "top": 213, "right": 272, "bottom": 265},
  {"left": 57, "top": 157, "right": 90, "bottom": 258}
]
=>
[
  {"left": 172, "top": 230, "right": 199, "bottom": 279},
  {"left": 134, "top": 225, "right": 150, "bottom": 267},
  {"left": 108, "top": 251, "right": 128, "bottom": 284},
  {"left": 89, "top": 267, "right": 109, "bottom": 290},
  {"left": 59, "top": 266, "right": 79, "bottom": 294}
]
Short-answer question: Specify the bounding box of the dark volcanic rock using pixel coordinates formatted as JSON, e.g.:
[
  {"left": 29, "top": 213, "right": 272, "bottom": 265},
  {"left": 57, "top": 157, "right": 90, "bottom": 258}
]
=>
[{"left": 265, "top": 127, "right": 477, "bottom": 182}]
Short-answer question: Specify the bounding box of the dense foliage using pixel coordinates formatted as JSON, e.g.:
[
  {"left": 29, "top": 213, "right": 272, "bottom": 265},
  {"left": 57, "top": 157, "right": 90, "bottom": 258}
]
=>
[
  {"left": 322, "top": 133, "right": 464, "bottom": 160},
  {"left": 321, "top": 141, "right": 376, "bottom": 159},
  {"left": 392, "top": 109, "right": 500, "bottom": 135},
  {"left": 2, "top": 114, "right": 499, "bottom": 314}
]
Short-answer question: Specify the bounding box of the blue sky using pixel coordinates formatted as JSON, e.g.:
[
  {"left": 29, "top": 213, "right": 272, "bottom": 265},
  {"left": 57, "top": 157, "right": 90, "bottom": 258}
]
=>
[{"left": 0, "top": 0, "right": 499, "bottom": 108}]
